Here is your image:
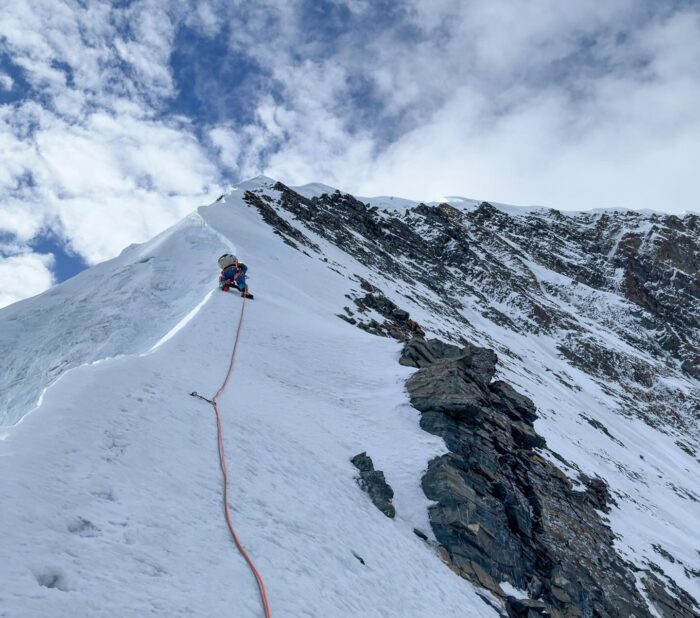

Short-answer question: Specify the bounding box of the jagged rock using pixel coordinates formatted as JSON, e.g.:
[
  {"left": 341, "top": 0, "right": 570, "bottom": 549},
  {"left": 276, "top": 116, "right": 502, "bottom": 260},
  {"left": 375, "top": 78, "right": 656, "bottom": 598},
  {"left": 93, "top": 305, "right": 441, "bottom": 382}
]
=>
[
  {"left": 510, "top": 421, "right": 546, "bottom": 450},
  {"left": 242, "top": 181, "right": 698, "bottom": 617},
  {"left": 243, "top": 190, "right": 320, "bottom": 252},
  {"left": 407, "top": 363, "right": 490, "bottom": 422},
  {"left": 582, "top": 416, "right": 625, "bottom": 448},
  {"left": 490, "top": 381, "right": 539, "bottom": 423},
  {"left": 360, "top": 279, "right": 377, "bottom": 293},
  {"left": 351, "top": 452, "right": 396, "bottom": 518},
  {"left": 400, "top": 338, "right": 497, "bottom": 386},
  {"left": 405, "top": 338, "right": 654, "bottom": 618},
  {"left": 506, "top": 597, "right": 549, "bottom": 618},
  {"left": 413, "top": 528, "right": 429, "bottom": 541},
  {"left": 354, "top": 292, "right": 425, "bottom": 340},
  {"left": 578, "top": 474, "right": 615, "bottom": 513},
  {"left": 643, "top": 572, "right": 700, "bottom": 618},
  {"left": 680, "top": 355, "right": 700, "bottom": 381},
  {"left": 337, "top": 314, "right": 357, "bottom": 325},
  {"left": 399, "top": 338, "right": 467, "bottom": 368},
  {"left": 260, "top": 182, "right": 698, "bottom": 441}
]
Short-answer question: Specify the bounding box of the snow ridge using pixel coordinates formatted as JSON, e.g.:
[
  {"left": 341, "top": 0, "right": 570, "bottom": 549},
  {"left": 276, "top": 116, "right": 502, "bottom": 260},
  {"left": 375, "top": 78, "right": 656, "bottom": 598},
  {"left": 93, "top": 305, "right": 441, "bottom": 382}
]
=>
[
  {"left": 1, "top": 177, "right": 697, "bottom": 617},
  {"left": 0, "top": 186, "right": 496, "bottom": 617}
]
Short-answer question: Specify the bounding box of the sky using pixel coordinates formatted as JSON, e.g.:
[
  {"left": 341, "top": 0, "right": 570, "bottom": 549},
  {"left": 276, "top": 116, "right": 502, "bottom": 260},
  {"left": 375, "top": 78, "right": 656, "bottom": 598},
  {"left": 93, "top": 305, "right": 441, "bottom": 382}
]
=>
[{"left": 1, "top": 0, "right": 699, "bottom": 307}]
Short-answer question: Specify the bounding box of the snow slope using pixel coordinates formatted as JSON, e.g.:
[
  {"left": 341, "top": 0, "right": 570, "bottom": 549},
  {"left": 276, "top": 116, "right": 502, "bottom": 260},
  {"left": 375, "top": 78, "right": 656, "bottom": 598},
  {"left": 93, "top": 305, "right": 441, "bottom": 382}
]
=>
[
  {"left": 0, "top": 179, "right": 496, "bottom": 617},
  {"left": 1, "top": 176, "right": 697, "bottom": 617},
  {"left": 0, "top": 213, "right": 230, "bottom": 429},
  {"left": 266, "top": 180, "right": 700, "bottom": 610}
]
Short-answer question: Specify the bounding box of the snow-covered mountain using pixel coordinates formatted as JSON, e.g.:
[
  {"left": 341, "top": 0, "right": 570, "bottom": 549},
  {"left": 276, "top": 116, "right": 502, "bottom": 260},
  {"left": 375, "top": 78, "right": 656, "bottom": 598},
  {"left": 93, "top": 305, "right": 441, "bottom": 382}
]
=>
[{"left": 1, "top": 176, "right": 698, "bottom": 617}]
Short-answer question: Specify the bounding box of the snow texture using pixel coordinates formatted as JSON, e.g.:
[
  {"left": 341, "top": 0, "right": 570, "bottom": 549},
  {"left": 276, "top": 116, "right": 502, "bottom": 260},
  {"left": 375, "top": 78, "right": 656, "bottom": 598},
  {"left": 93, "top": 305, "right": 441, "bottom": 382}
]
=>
[
  {"left": 0, "top": 180, "right": 495, "bottom": 617},
  {"left": 1, "top": 175, "right": 697, "bottom": 616}
]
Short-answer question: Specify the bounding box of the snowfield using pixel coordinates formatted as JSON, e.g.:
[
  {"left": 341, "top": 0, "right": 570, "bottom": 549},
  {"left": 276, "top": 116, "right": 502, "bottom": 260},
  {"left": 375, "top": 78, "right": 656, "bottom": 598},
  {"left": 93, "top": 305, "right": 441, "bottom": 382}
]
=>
[
  {"left": 0, "top": 180, "right": 496, "bottom": 617},
  {"left": 1, "top": 177, "right": 697, "bottom": 617}
]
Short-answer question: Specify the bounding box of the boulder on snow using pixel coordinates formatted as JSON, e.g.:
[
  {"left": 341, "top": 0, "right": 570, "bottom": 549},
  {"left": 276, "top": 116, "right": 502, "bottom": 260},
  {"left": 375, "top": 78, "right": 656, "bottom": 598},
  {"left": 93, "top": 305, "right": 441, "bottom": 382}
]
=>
[
  {"left": 351, "top": 452, "right": 396, "bottom": 519},
  {"left": 353, "top": 292, "right": 425, "bottom": 340}
]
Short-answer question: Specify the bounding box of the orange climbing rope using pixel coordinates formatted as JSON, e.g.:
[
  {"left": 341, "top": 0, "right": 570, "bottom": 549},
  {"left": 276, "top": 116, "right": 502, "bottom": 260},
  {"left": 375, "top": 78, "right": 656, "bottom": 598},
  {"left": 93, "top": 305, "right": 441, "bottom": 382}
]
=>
[{"left": 192, "top": 296, "right": 272, "bottom": 618}]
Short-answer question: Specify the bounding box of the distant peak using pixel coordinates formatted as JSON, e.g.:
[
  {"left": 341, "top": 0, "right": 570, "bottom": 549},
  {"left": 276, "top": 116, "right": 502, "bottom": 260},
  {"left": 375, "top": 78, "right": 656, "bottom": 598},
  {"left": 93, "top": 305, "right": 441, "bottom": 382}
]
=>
[
  {"left": 230, "top": 175, "right": 278, "bottom": 191},
  {"left": 247, "top": 174, "right": 277, "bottom": 184}
]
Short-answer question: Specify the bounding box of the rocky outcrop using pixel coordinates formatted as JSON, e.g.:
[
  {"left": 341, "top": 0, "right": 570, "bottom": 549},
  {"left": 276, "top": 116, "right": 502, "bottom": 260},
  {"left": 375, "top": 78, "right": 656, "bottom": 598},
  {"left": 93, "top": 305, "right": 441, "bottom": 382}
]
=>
[
  {"left": 248, "top": 182, "right": 698, "bottom": 442},
  {"left": 243, "top": 190, "right": 320, "bottom": 253},
  {"left": 350, "top": 286, "right": 425, "bottom": 341},
  {"left": 237, "top": 180, "right": 699, "bottom": 617},
  {"left": 351, "top": 452, "right": 396, "bottom": 518},
  {"left": 403, "top": 338, "right": 657, "bottom": 618},
  {"left": 643, "top": 572, "right": 700, "bottom": 618}
]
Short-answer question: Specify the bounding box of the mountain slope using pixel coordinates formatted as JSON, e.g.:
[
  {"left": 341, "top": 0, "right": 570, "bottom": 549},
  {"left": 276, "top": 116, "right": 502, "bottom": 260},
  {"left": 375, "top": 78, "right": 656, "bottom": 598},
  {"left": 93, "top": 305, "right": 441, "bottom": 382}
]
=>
[
  {"left": 1, "top": 176, "right": 698, "bottom": 617},
  {"left": 0, "top": 180, "right": 495, "bottom": 617}
]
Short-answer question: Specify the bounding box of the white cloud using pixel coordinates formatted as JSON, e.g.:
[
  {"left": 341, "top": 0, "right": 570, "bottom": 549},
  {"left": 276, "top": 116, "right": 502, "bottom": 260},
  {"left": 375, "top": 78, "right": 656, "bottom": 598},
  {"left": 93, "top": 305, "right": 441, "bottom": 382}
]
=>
[
  {"left": 27, "top": 111, "right": 221, "bottom": 263},
  {"left": 1, "top": 0, "right": 699, "bottom": 308},
  {"left": 0, "top": 199, "right": 47, "bottom": 242},
  {"left": 0, "top": 252, "right": 54, "bottom": 308},
  {"left": 207, "top": 126, "right": 241, "bottom": 171},
  {"left": 0, "top": 0, "right": 223, "bottom": 307},
  {"left": 224, "top": 1, "right": 700, "bottom": 212}
]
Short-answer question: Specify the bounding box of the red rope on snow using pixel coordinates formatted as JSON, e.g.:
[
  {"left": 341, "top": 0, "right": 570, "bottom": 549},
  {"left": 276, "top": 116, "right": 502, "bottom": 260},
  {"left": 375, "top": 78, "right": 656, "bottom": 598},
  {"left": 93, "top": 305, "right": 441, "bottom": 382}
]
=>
[{"left": 206, "top": 296, "right": 272, "bottom": 618}]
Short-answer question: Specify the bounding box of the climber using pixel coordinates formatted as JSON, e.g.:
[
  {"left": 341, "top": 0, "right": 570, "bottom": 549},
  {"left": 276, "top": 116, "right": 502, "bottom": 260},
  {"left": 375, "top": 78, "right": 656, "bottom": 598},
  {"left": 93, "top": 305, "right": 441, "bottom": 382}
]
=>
[{"left": 218, "top": 253, "right": 254, "bottom": 299}]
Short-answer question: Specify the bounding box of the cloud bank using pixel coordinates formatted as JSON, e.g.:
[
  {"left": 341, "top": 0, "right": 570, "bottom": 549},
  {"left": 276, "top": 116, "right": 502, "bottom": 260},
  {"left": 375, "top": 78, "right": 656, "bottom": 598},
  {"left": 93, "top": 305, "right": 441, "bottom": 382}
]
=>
[{"left": 1, "top": 0, "right": 699, "bottom": 306}]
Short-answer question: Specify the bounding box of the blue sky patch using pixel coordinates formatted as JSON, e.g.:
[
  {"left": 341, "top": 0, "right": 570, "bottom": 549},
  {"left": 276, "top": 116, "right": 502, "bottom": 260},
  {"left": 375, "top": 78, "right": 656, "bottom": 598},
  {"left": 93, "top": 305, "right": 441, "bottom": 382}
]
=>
[
  {"left": 29, "top": 232, "right": 87, "bottom": 283},
  {"left": 168, "top": 24, "right": 266, "bottom": 128}
]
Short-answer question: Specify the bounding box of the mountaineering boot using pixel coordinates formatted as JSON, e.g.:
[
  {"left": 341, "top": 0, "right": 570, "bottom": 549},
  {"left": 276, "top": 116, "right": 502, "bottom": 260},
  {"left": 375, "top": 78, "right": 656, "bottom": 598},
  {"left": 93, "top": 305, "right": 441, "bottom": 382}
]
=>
[{"left": 241, "top": 290, "right": 255, "bottom": 300}]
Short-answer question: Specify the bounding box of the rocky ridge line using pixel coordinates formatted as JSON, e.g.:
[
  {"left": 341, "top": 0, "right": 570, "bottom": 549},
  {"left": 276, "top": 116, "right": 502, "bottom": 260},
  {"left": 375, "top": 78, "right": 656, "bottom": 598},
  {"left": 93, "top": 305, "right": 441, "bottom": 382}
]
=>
[
  {"left": 237, "top": 181, "right": 699, "bottom": 617},
  {"left": 241, "top": 182, "right": 699, "bottom": 447}
]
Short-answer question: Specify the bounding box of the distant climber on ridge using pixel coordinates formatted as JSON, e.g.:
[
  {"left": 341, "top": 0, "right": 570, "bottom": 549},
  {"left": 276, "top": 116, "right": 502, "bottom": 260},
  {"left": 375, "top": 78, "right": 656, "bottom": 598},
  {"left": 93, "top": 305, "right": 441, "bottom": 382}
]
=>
[{"left": 218, "top": 253, "right": 254, "bottom": 299}]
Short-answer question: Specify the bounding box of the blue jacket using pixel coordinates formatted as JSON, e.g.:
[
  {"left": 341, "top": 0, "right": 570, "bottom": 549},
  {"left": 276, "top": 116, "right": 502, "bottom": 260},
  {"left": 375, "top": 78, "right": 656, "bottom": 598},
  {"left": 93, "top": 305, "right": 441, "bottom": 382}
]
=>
[{"left": 222, "top": 263, "right": 247, "bottom": 281}]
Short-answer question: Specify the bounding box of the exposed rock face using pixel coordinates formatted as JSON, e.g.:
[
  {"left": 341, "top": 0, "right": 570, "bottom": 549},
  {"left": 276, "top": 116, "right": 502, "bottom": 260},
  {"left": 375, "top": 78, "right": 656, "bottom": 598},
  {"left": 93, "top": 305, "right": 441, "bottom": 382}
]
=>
[
  {"left": 242, "top": 183, "right": 699, "bottom": 446},
  {"left": 351, "top": 452, "right": 396, "bottom": 518},
  {"left": 506, "top": 596, "right": 550, "bottom": 617},
  {"left": 243, "top": 190, "right": 320, "bottom": 253},
  {"left": 349, "top": 288, "right": 425, "bottom": 340},
  {"left": 238, "top": 180, "right": 699, "bottom": 617},
  {"left": 643, "top": 572, "right": 700, "bottom": 618},
  {"left": 403, "top": 338, "right": 654, "bottom": 618}
]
